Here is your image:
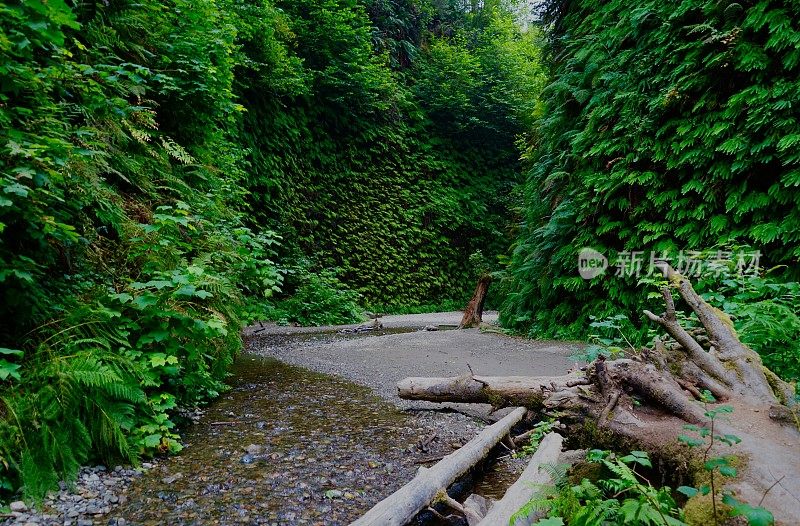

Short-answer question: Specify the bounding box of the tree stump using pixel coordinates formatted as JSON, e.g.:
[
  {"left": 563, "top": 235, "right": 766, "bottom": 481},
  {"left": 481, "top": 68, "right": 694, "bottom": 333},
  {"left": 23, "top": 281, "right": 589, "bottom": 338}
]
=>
[{"left": 459, "top": 274, "right": 492, "bottom": 329}]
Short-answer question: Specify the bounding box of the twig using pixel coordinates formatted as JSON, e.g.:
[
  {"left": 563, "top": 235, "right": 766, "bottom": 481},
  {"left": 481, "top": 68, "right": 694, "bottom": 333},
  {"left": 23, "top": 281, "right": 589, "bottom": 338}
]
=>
[
  {"left": 759, "top": 475, "right": 786, "bottom": 507},
  {"left": 415, "top": 453, "right": 448, "bottom": 464},
  {"left": 425, "top": 506, "right": 448, "bottom": 521},
  {"left": 467, "top": 363, "right": 489, "bottom": 387}
]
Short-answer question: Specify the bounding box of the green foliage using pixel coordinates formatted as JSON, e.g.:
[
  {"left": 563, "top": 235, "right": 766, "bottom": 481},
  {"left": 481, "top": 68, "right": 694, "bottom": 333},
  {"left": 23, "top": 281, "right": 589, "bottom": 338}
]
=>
[
  {"left": 0, "top": 0, "right": 277, "bottom": 500},
  {"left": 513, "top": 418, "right": 560, "bottom": 458},
  {"left": 239, "top": 0, "right": 546, "bottom": 309},
  {"left": 0, "top": 0, "right": 543, "bottom": 500},
  {"left": 526, "top": 450, "right": 686, "bottom": 526},
  {"left": 274, "top": 264, "right": 365, "bottom": 326},
  {"left": 694, "top": 262, "right": 800, "bottom": 381},
  {"left": 504, "top": 0, "right": 800, "bottom": 346}
]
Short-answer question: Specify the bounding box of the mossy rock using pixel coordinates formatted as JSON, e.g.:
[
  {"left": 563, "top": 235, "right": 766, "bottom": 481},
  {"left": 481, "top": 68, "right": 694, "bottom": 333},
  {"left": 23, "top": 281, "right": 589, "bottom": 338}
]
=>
[{"left": 683, "top": 494, "right": 736, "bottom": 526}]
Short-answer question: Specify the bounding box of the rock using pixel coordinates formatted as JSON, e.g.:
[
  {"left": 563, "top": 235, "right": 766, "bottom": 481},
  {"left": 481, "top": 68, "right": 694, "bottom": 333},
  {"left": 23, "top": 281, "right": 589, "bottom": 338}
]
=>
[
  {"left": 161, "top": 472, "right": 184, "bottom": 484},
  {"left": 77, "top": 520, "right": 94, "bottom": 526},
  {"left": 240, "top": 454, "right": 256, "bottom": 465},
  {"left": 141, "top": 462, "right": 153, "bottom": 469},
  {"left": 10, "top": 501, "right": 28, "bottom": 512},
  {"left": 423, "top": 325, "right": 439, "bottom": 331},
  {"left": 244, "top": 444, "right": 262, "bottom": 455}
]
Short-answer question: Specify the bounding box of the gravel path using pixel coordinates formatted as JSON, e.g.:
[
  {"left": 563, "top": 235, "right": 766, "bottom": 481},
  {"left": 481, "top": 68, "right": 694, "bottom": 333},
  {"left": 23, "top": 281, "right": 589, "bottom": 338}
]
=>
[{"left": 246, "top": 312, "right": 581, "bottom": 413}]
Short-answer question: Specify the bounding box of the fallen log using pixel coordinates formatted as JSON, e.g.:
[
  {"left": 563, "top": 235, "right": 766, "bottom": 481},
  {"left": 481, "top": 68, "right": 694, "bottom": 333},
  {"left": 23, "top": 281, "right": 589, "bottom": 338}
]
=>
[
  {"left": 397, "top": 265, "right": 800, "bottom": 524},
  {"left": 397, "top": 373, "right": 582, "bottom": 406},
  {"left": 478, "top": 432, "right": 564, "bottom": 526},
  {"left": 350, "top": 406, "right": 526, "bottom": 526}
]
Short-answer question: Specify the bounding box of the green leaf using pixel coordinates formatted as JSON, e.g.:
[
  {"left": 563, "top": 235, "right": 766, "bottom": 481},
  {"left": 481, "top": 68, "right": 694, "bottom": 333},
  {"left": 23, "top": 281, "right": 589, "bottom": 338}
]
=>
[
  {"left": 679, "top": 435, "right": 705, "bottom": 447},
  {"left": 149, "top": 354, "right": 168, "bottom": 367},
  {"left": 677, "top": 486, "right": 699, "bottom": 497},
  {"left": 143, "top": 434, "right": 162, "bottom": 448},
  {"left": 0, "top": 348, "right": 23, "bottom": 357},
  {"left": 722, "top": 494, "right": 774, "bottom": 526},
  {"left": 0, "top": 361, "right": 22, "bottom": 381}
]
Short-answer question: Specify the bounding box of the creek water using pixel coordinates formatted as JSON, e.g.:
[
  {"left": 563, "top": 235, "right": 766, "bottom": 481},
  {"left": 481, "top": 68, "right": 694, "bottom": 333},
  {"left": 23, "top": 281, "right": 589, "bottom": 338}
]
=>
[{"left": 103, "top": 331, "right": 522, "bottom": 526}]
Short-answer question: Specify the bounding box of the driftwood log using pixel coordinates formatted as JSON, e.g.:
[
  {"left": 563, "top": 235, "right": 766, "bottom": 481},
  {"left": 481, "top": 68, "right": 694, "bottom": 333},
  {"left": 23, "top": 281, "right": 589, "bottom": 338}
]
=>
[
  {"left": 350, "top": 407, "right": 526, "bottom": 526},
  {"left": 399, "top": 264, "right": 800, "bottom": 524},
  {"left": 477, "top": 432, "right": 564, "bottom": 526}
]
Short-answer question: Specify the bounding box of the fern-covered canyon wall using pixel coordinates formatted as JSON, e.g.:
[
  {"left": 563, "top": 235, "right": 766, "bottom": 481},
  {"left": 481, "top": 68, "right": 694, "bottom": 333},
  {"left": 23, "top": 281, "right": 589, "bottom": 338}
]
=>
[
  {"left": 0, "top": 0, "right": 542, "bottom": 497},
  {"left": 239, "top": 0, "right": 545, "bottom": 308},
  {"left": 503, "top": 0, "right": 800, "bottom": 355}
]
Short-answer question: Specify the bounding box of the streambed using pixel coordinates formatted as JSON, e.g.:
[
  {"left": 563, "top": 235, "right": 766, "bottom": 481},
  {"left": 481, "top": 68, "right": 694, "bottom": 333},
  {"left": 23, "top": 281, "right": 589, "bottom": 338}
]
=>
[{"left": 97, "top": 327, "right": 527, "bottom": 526}]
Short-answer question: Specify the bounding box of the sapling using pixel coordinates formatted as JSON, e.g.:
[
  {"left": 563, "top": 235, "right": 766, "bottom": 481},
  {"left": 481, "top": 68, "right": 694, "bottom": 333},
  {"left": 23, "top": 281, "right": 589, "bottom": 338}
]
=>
[{"left": 677, "top": 390, "right": 774, "bottom": 526}]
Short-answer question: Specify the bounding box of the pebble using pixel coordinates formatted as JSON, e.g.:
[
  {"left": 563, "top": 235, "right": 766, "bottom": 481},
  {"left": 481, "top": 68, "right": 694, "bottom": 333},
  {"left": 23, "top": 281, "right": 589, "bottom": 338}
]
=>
[
  {"left": 9, "top": 502, "right": 28, "bottom": 512},
  {"left": 244, "top": 444, "right": 262, "bottom": 455}
]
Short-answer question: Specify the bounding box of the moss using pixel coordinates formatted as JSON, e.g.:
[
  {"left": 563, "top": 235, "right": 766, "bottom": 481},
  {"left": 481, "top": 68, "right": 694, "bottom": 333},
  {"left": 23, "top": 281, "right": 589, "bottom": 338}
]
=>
[
  {"left": 683, "top": 494, "right": 732, "bottom": 526},
  {"left": 567, "top": 461, "right": 603, "bottom": 485},
  {"left": 484, "top": 391, "right": 507, "bottom": 409},
  {"left": 763, "top": 366, "right": 788, "bottom": 405}
]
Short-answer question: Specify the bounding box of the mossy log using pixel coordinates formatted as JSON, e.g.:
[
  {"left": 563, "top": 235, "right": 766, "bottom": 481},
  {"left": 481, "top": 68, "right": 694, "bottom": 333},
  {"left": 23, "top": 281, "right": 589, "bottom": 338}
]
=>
[{"left": 399, "top": 265, "right": 800, "bottom": 524}]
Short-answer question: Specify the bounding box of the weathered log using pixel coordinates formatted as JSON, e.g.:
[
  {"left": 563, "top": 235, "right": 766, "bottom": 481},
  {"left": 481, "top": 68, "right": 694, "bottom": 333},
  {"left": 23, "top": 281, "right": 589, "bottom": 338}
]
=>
[
  {"left": 349, "top": 407, "right": 527, "bottom": 526},
  {"left": 398, "top": 373, "right": 580, "bottom": 406},
  {"left": 478, "top": 432, "right": 564, "bottom": 526},
  {"left": 459, "top": 274, "right": 492, "bottom": 329}
]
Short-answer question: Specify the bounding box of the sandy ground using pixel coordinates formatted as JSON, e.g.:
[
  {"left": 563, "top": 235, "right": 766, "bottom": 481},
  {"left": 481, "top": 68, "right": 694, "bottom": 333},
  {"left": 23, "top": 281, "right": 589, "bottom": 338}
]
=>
[{"left": 245, "top": 312, "right": 582, "bottom": 416}]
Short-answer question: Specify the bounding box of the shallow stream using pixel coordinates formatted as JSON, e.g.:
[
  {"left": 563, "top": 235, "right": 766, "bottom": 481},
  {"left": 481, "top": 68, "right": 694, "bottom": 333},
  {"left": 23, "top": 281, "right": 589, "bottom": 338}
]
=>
[{"left": 102, "top": 331, "right": 523, "bottom": 526}]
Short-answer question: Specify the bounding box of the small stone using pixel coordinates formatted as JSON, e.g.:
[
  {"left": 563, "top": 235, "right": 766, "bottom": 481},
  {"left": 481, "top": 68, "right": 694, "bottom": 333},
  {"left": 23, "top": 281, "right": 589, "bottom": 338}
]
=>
[
  {"left": 244, "top": 444, "right": 262, "bottom": 455},
  {"left": 77, "top": 520, "right": 94, "bottom": 526},
  {"left": 68, "top": 510, "right": 80, "bottom": 518},
  {"left": 23, "top": 521, "right": 39, "bottom": 526},
  {"left": 161, "top": 473, "right": 183, "bottom": 484},
  {"left": 141, "top": 462, "right": 153, "bottom": 470},
  {"left": 10, "top": 501, "right": 28, "bottom": 512},
  {"left": 240, "top": 454, "right": 256, "bottom": 465}
]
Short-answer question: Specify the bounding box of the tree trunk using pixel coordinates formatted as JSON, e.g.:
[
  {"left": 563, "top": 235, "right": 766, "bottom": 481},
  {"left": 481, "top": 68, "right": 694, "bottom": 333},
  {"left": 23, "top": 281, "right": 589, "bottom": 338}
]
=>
[
  {"left": 459, "top": 274, "right": 492, "bottom": 329},
  {"left": 398, "top": 265, "right": 800, "bottom": 524},
  {"left": 350, "top": 407, "right": 526, "bottom": 526}
]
